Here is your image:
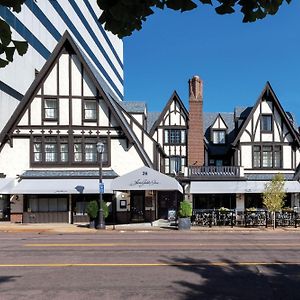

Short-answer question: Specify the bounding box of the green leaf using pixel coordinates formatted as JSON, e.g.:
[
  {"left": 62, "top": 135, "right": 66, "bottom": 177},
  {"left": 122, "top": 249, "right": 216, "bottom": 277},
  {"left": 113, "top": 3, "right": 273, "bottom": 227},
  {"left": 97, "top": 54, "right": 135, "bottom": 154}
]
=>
[
  {"left": 166, "top": 0, "right": 197, "bottom": 11},
  {"left": 0, "top": 58, "right": 9, "bottom": 68},
  {"left": 12, "top": 40, "right": 28, "bottom": 56},
  {"left": 5, "top": 46, "right": 15, "bottom": 62},
  {"left": 215, "top": 4, "right": 235, "bottom": 14},
  {"left": 0, "top": 19, "right": 12, "bottom": 47},
  {"left": 199, "top": 0, "right": 212, "bottom": 4}
]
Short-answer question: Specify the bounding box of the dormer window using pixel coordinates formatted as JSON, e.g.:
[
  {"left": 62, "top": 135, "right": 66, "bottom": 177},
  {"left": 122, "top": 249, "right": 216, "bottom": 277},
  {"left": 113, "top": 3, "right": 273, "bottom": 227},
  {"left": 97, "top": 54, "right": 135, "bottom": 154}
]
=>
[
  {"left": 261, "top": 115, "right": 272, "bottom": 132},
  {"left": 212, "top": 130, "right": 226, "bottom": 144}
]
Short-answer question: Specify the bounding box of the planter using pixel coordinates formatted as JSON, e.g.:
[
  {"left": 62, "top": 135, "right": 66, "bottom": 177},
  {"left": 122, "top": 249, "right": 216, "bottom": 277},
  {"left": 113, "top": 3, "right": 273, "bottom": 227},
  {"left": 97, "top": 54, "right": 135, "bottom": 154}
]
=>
[
  {"left": 89, "top": 219, "right": 96, "bottom": 229},
  {"left": 178, "top": 217, "right": 191, "bottom": 230}
]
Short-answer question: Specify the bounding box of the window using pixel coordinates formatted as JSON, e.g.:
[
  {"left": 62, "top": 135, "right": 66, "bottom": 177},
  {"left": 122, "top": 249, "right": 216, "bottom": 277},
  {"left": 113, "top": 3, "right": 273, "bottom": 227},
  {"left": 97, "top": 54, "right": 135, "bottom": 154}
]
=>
[
  {"left": 44, "top": 98, "right": 58, "bottom": 120},
  {"left": 60, "top": 143, "right": 69, "bottom": 162},
  {"left": 27, "top": 196, "right": 68, "bottom": 212},
  {"left": 253, "top": 145, "right": 282, "bottom": 168},
  {"left": 33, "top": 142, "right": 42, "bottom": 162},
  {"left": 32, "top": 137, "right": 109, "bottom": 166},
  {"left": 85, "top": 144, "right": 97, "bottom": 162},
  {"left": 213, "top": 130, "right": 226, "bottom": 144},
  {"left": 74, "top": 143, "right": 82, "bottom": 162},
  {"left": 253, "top": 146, "right": 261, "bottom": 168},
  {"left": 164, "top": 129, "right": 185, "bottom": 144},
  {"left": 83, "top": 100, "right": 97, "bottom": 120},
  {"left": 261, "top": 115, "right": 272, "bottom": 132},
  {"left": 45, "top": 143, "right": 57, "bottom": 162},
  {"left": 170, "top": 156, "right": 182, "bottom": 173},
  {"left": 262, "top": 146, "right": 272, "bottom": 167}
]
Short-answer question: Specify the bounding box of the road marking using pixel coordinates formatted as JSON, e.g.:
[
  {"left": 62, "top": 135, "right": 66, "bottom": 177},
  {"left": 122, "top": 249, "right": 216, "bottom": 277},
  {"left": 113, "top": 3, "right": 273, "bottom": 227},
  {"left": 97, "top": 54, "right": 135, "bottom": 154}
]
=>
[
  {"left": 0, "top": 262, "right": 300, "bottom": 268},
  {"left": 24, "top": 243, "right": 300, "bottom": 247}
]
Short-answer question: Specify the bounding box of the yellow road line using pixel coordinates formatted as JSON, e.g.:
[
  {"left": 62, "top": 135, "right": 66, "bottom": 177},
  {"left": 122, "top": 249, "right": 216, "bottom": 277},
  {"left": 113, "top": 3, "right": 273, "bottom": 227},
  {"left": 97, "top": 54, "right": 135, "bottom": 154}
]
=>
[
  {"left": 24, "top": 243, "right": 300, "bottom": 247},
  {"left": 0, "top": 262, "right": 300, "bottom": 268}
]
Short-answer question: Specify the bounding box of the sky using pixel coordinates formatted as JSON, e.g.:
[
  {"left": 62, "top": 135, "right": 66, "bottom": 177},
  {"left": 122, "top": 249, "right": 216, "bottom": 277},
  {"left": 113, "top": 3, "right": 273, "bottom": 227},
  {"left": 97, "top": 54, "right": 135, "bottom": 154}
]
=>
[{"left": 124, "top": 1, "right": 300, "bottom": 123}]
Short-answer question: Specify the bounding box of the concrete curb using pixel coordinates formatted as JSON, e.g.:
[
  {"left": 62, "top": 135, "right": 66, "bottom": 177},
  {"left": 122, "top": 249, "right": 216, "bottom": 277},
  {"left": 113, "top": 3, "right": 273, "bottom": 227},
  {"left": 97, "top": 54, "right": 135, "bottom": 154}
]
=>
[{"left": 0, "top": 222, "right": 299, "bottom": 234}]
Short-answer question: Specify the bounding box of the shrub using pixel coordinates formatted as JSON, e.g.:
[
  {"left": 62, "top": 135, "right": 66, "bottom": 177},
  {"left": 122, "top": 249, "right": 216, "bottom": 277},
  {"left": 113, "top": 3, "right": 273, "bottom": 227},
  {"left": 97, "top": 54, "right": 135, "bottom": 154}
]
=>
[
  {"left": 86, "top": 200, "right": 98, "bottom": 219},
  {"left": 86, "top": 200, "right": 109, "bottom": 219},
  {"left": 178, "top": 200, "right": 192, "bottom": 218}
]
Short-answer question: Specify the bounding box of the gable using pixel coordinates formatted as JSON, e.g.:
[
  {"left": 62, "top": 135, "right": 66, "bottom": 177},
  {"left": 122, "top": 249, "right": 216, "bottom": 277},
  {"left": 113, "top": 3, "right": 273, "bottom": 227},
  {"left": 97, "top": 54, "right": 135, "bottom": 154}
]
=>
[
  {"left": 211, "top": 114, "right": 228, "bottom": 130},
  {"left": 233, "top": 82, "right": 300, "bottom": 146},
  {"left": 0, "top": 32, "right": 153, "bottom": 168},
  {"left": 149, "top": 91, "right": 188, "bottom": 136}
]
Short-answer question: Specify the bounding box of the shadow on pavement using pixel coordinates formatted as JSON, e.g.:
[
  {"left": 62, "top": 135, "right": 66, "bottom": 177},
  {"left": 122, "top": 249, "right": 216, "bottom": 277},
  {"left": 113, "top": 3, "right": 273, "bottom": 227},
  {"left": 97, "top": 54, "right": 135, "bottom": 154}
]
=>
[
  {"left": 160, "top": 257, "right": 300, "bottom": 299},
  {"left": 0, "top": 276, "right": 21, "bottom": 285}
]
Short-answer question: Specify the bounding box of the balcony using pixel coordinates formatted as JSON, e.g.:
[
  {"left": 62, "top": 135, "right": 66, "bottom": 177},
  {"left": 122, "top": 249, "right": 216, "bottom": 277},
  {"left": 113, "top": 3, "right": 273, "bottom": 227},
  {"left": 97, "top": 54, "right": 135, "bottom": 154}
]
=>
[{"left": 187, "top": 166, "right": 243, "bottom": 178}]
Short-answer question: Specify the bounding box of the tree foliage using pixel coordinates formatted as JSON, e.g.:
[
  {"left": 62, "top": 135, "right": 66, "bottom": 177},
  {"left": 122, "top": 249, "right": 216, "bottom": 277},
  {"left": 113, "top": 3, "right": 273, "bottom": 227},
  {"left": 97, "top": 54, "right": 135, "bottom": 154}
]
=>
[
  {"left": 263, "top": 173, "right": 286, "bottom": 212},
  {"left": 0, "top": 0, "right": 293, "bottom": 67},
  {"left": 0, "top": 0, "right": 28, "bottom": 68},
  {"left": 97, "top": 0, "right": 292, "bottom": 38}
]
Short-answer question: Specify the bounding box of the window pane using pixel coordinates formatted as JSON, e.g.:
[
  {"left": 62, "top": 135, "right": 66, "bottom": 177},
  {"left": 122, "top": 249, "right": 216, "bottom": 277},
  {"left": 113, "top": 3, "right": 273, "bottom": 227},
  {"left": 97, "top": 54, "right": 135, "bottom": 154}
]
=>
[
  {"left": 57, "top": 198, "right": 68, "bottom": 211},
  {"left": 164, "top": 130, "right": 169, "bottom": 144},
  {"left": 44, "top": 99, "right": 57, "bottom": 119},
  {"left": 274, "top": 147, "right": 281, "bottom": 168},
  {"left": 33, "top": 143, "right": 42, "bottom": 162},
  {"left": 28, "top": 198, "right": 38, "bottom": 212},
  {"left": 84, "top": 101, "right": 97, "bottom": 120},
  {"left": 39, "top": 198, "right": 48, "bottom": 212},
  {"left": 169, "top": 130, "right": 181, "bottom": 144},
  {"left": 85, "top": 144, "right": 97, "bottom": 162},
  {"left": 74, "top": 144, "right": 82, "bottom": 162},
  {"left": 213, "top": 131, "right": 225, "bottom": 144},
  {"left": 181, "top": 130, "right": 186, "bottom": 143},
  {"left": 262, "top": 147, "right": 272, "bottom": 167},
  {"left": 49, "top": 198, "right": 58, "bottom": 212},
  {"left": 262, "top": 115, "right": 272, "bottom": 131},
  {"left": 170, "top": 157, "right": 181, "bottom": 173},
  {"left": 60, "top": 144, "right": 68, "bottom": 162},
  {"left": 253, "top": 151, "right": 261, "bottom": 168},
  {"left": 45, "top": 144, "right": 57, "bottom": 162}
]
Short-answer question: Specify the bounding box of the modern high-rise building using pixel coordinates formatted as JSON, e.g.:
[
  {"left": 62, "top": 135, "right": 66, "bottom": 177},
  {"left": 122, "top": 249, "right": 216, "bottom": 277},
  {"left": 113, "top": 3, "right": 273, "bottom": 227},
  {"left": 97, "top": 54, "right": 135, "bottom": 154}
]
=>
[{"left": 0, "top": 1, "right": 123, "bottom": 129}]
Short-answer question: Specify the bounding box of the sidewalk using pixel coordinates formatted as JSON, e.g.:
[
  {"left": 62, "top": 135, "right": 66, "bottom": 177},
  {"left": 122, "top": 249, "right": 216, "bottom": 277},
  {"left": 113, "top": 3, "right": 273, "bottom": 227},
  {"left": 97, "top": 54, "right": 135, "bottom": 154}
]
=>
[{"left": 0, "top": 221, "right": 299, "bottom": 234}]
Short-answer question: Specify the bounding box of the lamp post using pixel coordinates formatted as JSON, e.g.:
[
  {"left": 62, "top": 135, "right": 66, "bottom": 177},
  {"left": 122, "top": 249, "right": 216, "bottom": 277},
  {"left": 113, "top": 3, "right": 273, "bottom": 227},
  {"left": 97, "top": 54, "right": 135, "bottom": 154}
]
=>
[{"left": 96, "top": 142, "right": 105, "bottom": 229}]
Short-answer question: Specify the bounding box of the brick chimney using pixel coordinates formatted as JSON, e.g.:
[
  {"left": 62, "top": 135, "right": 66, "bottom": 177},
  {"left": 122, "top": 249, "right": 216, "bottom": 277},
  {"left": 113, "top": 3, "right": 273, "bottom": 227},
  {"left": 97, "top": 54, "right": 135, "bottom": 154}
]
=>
[{"left": 188, "top": 75, "right": 204, "bottom": 166}]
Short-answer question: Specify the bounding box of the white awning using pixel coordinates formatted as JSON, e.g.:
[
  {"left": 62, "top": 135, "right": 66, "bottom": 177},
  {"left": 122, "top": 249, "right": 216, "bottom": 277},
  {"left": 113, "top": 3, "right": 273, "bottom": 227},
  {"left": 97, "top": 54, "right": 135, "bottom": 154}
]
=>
[
  {"left": 190, "top": 181, "right": 300, "bottom": 194},
  {"left": 111, "top": 166, "right": 183, "bottom": 193},
  {"left": 11, "top": 179, "right": 113, "bottom": 194},
  {"left": 0, "top": 178, "right": 16, "bottom": 194}
]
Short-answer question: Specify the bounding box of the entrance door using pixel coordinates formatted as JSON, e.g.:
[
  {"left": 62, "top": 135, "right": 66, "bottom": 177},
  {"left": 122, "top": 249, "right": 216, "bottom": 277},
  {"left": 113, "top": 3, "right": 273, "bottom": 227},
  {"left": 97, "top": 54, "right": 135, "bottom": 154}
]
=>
[
  {"left": 158, "top": 191, "right": 178, "bottom": 219},
  {"left": 130, "top": 191, "right": 145, "bottom": 222}
]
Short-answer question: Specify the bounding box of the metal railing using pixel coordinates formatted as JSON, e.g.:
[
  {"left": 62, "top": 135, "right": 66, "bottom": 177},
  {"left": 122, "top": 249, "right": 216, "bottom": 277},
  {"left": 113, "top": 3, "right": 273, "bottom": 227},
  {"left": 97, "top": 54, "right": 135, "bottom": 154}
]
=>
[
  {"left": 188, "top": 166, "right": 241, "bottom": 177},
  {"left": 192, "top": 209, "right": 299, "bottom": 228}
]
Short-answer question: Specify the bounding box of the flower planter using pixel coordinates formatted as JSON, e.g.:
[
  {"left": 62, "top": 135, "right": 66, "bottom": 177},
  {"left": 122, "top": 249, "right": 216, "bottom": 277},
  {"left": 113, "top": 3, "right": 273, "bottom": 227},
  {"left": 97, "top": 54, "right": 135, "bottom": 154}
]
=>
[{"left": 178, "top": 217, "right": 191, "bottom": 230}]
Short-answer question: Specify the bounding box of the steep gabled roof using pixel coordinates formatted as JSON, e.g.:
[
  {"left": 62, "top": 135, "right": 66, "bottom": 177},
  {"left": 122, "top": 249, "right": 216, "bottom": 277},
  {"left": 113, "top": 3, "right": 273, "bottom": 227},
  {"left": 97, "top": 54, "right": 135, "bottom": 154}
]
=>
[
  {"left": 0, "top": 31, "right": 153, "bottom": 167},
  {"left": 149, "top": 91, "right": 189, "bottom": 136},
  {"left": 232, "top": 82, "right": 300, "bottom": 147}
]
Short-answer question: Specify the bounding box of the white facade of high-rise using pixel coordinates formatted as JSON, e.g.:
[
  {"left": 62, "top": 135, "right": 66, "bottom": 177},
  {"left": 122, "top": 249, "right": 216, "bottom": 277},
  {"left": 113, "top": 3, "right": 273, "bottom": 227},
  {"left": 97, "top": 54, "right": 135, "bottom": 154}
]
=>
[{"left": 0, "top": 0, "right": 123, "bottom": 129}]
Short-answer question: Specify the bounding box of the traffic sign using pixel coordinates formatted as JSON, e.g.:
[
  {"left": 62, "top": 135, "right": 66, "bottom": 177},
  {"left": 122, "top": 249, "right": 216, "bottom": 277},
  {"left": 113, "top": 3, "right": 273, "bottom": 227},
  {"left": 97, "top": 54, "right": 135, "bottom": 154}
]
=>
[{"left": 99, "top": 183, "right": 104, "bottom": 193}]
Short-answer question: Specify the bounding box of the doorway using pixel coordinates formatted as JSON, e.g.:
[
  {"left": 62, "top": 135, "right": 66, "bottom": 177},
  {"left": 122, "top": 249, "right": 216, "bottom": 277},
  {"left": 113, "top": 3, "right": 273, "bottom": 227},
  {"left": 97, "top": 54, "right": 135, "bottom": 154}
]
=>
[{"left": 130, "top": 191, "right": 145, "bottom": 222}]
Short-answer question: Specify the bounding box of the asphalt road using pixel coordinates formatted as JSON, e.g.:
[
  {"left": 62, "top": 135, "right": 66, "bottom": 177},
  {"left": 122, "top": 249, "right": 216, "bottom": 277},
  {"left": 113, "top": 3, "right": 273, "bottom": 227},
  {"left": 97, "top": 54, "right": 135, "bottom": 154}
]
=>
[{"left": 0, "top": 231, "right": 300, "bottom": 300}]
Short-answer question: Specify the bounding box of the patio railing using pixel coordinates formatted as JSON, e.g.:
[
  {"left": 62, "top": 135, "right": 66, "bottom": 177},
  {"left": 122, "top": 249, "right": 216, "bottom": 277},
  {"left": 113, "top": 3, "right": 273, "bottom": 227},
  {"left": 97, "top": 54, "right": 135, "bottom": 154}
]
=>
[{"left": 191, "top": 209, "right": 299, "bottom": 228}]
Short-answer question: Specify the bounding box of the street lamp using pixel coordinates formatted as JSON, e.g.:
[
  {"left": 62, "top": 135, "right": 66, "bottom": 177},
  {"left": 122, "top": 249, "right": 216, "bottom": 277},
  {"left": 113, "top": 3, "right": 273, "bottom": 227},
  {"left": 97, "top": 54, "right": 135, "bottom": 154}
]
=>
[{"left": 96, "top": 142, "right": 105, "bottom": 229}]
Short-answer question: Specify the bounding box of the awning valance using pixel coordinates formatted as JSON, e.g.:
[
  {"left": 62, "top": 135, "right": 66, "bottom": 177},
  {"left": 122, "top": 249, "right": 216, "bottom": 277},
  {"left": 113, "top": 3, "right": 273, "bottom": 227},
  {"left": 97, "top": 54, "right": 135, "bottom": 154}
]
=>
[
  {"left": 12, "top": 179, "right": 113, "bottom": 194},
  {"left": 111, "top": 166, "right": 183, "bottom": 193},
  {"left": 190, "top": 180, "right": 300, "bottom": 194},
  {"left": 0, "top": 178, "right": 16, "bottom": 194}
]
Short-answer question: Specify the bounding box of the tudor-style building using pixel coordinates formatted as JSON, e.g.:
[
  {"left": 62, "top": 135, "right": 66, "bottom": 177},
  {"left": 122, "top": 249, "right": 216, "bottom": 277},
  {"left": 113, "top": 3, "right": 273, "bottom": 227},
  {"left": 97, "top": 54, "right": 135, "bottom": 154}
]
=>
[
  {"left": 187, "top": 78, "right": 300, "bottom": 210},
  {"left": 1, "top": 33, "right": 300, "bottom": 224},
  {"left": 0, "top": 32, "right": 184, "bottom": 224}
]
